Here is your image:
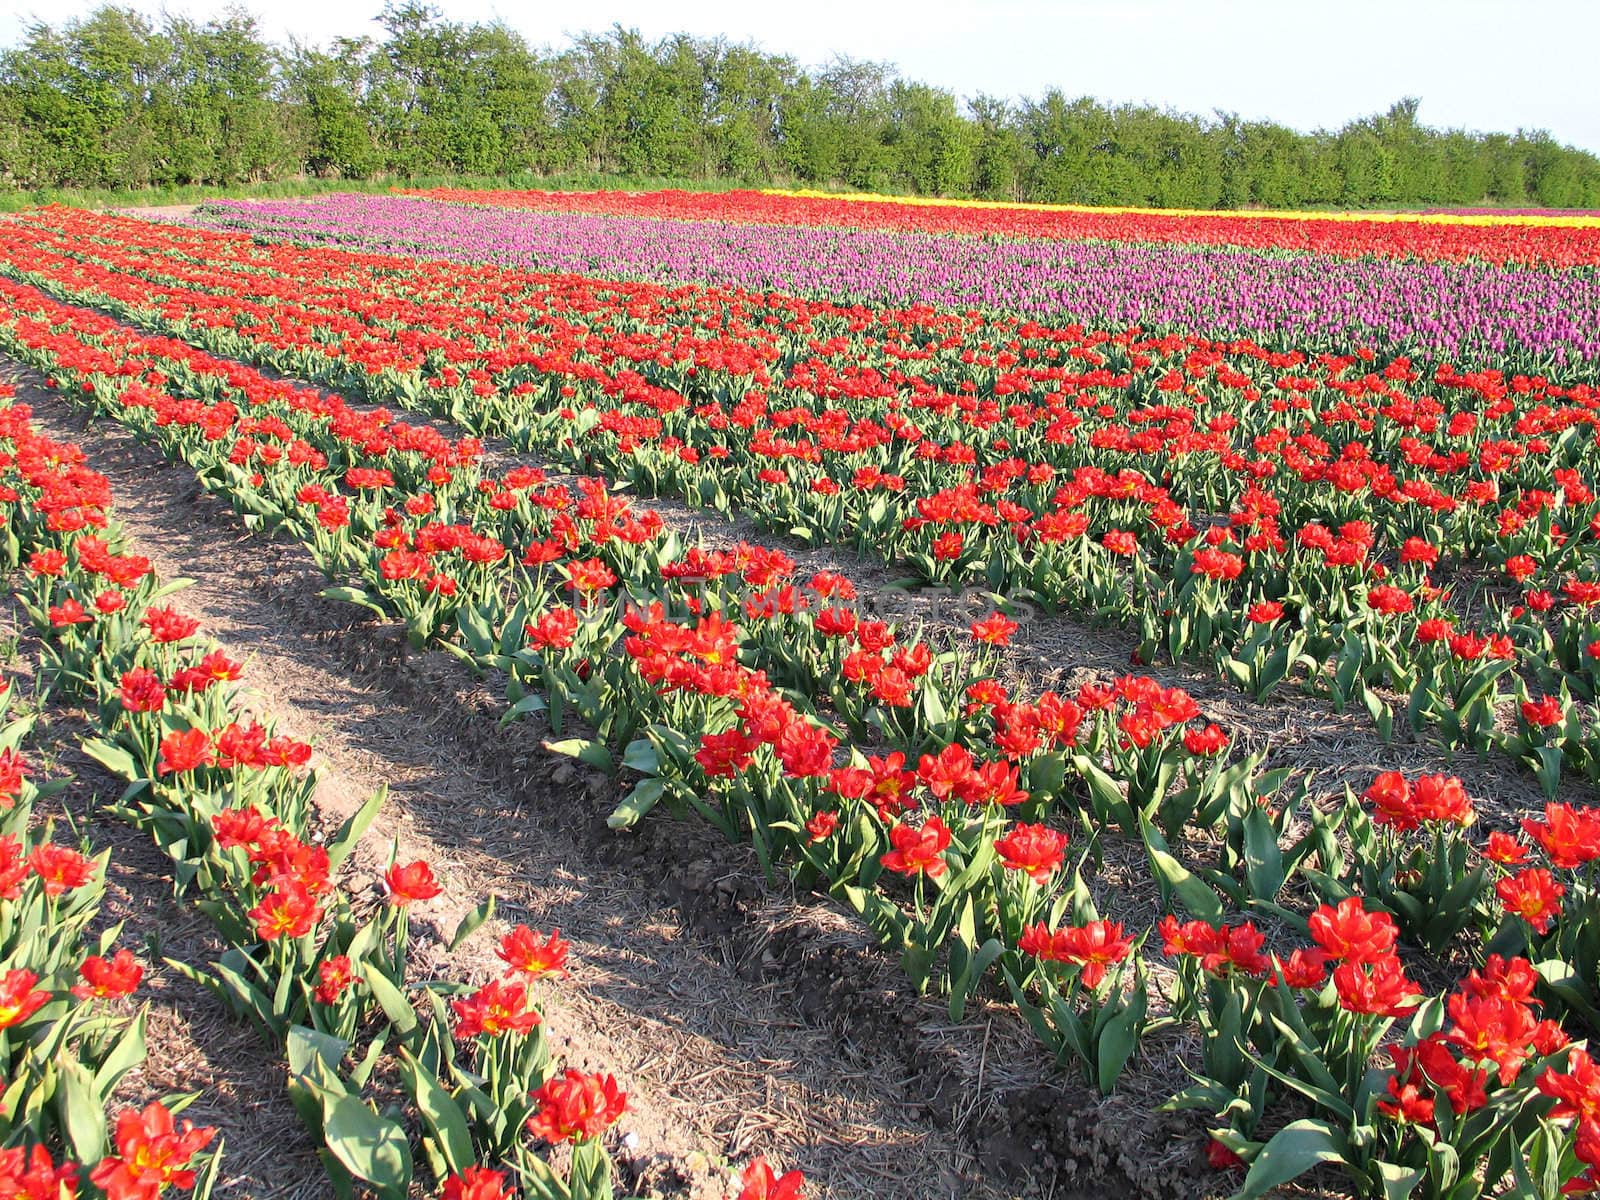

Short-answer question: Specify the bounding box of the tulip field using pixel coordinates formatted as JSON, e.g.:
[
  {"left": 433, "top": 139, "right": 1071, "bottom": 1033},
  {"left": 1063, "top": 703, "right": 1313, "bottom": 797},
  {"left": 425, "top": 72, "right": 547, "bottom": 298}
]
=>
[{"left": 2, "top": 189, "right": 1600, "bottom": 1200}]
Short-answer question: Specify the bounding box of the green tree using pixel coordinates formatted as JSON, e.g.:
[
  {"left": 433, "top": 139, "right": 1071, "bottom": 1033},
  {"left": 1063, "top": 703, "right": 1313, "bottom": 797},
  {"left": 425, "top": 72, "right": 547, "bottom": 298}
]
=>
[
  {"left": 6, "top": 6, "right": 1600, "bottom": 209},
  {"left": 285, "top": 38, "right": 379, "bottom": 177},
  {"left": 968, "top": 93, "right": 1030, "bottom": 200},
  {"left": 885, "top": 80, "right": 973, "bottom": 195}
]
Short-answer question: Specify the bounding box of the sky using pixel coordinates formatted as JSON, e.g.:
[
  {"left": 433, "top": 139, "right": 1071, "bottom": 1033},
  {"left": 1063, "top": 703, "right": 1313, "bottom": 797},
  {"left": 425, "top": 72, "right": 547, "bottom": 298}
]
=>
[{"left": 4, "top": 0, "right": 1597, "bottom": 153}]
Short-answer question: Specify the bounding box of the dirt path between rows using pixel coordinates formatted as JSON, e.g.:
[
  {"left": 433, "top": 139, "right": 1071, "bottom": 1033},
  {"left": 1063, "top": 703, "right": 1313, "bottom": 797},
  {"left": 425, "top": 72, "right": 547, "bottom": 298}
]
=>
[{"left": 5, "top": 368, "right": 1079, "bottom": 1200}]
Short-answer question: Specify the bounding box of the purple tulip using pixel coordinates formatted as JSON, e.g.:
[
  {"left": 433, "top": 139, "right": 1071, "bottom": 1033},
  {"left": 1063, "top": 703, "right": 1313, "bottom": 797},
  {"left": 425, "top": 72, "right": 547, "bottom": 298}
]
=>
[{"left": 189, "top": 195, "right": 1600, "bottom": 367}]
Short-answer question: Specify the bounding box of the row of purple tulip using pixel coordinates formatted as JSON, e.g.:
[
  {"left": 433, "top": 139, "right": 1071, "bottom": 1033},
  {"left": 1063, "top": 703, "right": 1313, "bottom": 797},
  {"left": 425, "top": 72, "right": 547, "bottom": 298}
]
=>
[{"left": 189, "top": 194, "right": 1600, "bottom": 369}]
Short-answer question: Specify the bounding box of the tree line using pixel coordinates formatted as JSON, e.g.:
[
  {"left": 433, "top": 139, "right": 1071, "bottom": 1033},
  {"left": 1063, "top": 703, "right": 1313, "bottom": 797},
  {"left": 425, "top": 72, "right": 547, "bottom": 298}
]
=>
[{"left": 5, "top": 2, "right": 1600, "bottom": 210}]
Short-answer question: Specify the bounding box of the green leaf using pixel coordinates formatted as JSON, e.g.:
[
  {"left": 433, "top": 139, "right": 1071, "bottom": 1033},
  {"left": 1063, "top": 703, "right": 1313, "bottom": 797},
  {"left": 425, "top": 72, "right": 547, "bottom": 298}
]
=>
[
  {"left": 287, "top": 1025, "right": 348, "bottom": 1076},
  {"left": 608, "top": 778, "right": 664, "bottom": 828},
  {"left": 324, "top": 1095, "right": 412, "bottom": 1196},
  {"left": 1534, "top": 959, "right": 1600, "bottom": 1026},
  {"left": 569, "top": 1137, "right": 614, "bottom": 1199},
  {"left": 1241, "top": 806, "right": 1285, "bottom": 903},
  {"left": 449, "top": 895, "right": 496, "bottom": 952},
  {"left": 1074, "top": 754, "right": 1136, "bottom": 833},
  {"left": 1533, "top": 745, "right": 1564, "bottom": 800},
  {"left": 92, "top": 1009, "right": 148, "bottom": 1098},
  {"left": 57, "top": 1056, "right": 109, "bottom": 1163},
  {"left": 1297, "top": 867, "right": 1354, "bottom": 906},
  {"left": 457, "top": 605, "right": 495, "bottom": 656},
  {"left": 0, "top": 714, "right": 35, "bottom": 751},
  {"left": 80, "top": 737, "right": 138, "bottom": 781},
  {"left": 362, "top": 968, "right": 419, "bottom": 1037},
  {"left": 543, "top": 738, "right": 614, "bottom": 773},
  {"left": 621, "top": 737, "right": 659, "bottom": 774},
  {"left": 1096, "top": 1002, "right": 1142, "bottom": 1095},
  {"left": 350, "top": 1031, "right": 388, "bottom": 1090},
  {"left": 1230, "top": 1119, "right": 1348, "bottom": 1200},
  {"left": 152, "top": 578, "right": 196, "bottom": 600},
  {"left": 399, "top": 1050, "right": 474, "bottom": 1177},
  {"left": 326, "top": 786, "right": 387, "bottom": 872},
  {"left": 1144, "top": 839, "right": 1224, "bottom": 923},
  {"left": 169, "top": 955, "right": 275, "bottom": 1035},
  {"left": 500, "top": 693, "right": 548, "bottom": 729},
  {"left": 1375, "top": 1161, "right": 1425, "bottom": 1200},
  {"left": 1026, "top": 752, "right": 1067, "bottom": 800},
  {"left": 321, "top": 586, "right": 390, "bottom": 619},
  {"left": 190, "top": 1134, "right": 225, "bottom": 1200},
  {"left": 1249, "top": 1042, "right": 1353, "bottom": 1124}
]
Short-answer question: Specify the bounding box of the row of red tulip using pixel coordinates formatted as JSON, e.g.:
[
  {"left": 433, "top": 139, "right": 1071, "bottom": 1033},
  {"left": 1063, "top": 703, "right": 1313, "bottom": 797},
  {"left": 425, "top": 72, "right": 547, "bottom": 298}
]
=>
[
  {"left": 9, "top": 210, "right": 1600, "bottom": 798},
  {"left": 0, "top": 388, "right": 803, "bottom": 1199},
  {"left": 0, "top": 264, "right": 1238, "bottom": 1016},
  {"left": 0, "top": 393, "right": 216, "bottom": 1200},
  {"left": 4, "top": 262, "right": 1600, "bottom": 1192}
]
